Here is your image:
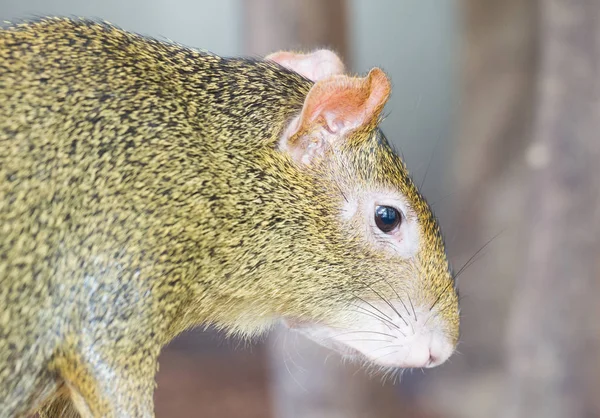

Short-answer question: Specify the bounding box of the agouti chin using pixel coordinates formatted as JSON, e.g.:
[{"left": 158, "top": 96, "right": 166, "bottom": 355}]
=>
[{"left": 0, "top": 18, "right": 459, "bottom": 418}]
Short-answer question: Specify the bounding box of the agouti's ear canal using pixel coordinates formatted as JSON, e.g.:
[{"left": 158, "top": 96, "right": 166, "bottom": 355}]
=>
[
  {"left": 266, "top": 49, "right": 345, "bottom": 82},
  {"left": 279, "top": 68, "right": 391, "bottom": 166}
]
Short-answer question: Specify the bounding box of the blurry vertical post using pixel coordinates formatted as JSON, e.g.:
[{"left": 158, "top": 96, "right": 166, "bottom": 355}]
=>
[{"left": 506, "top": 0, "right": 600, "bottom": 417}]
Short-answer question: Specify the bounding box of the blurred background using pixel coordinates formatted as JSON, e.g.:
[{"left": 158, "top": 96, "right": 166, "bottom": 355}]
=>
[{"left": 3, "top": 0, "right": 599, "bottom": 417}]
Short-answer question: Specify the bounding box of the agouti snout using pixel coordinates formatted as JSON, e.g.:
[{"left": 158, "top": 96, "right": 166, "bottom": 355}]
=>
[{"left": 0, "top": 18, "right": 459, "bottom": 418}]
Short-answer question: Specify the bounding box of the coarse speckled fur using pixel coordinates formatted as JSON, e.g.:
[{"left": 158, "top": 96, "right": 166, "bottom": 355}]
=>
[{"left": 0, "top": 18, "right": 459, "bottom": 418}]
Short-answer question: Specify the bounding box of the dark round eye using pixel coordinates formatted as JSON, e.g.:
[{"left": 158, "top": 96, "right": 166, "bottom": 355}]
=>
[{"left": 374, "top": 205, "right": 402, "bottom": 233}]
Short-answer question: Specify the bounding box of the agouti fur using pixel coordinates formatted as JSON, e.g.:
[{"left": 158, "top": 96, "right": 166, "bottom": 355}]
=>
[{"left": 0, "top": 18, "right": 459, "bottom": 418}]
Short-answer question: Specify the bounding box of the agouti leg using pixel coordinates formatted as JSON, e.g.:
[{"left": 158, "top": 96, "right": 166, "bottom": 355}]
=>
[
  {"left": 48, "top": 349, "right": 158, "bottom": 418},
  {"left": 36, "top": 388, "right": 80, "bottom": 418}
]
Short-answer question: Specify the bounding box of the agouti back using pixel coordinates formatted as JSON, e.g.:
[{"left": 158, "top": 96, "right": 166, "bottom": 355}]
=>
[{"left": 0, "top": 18, "right": 459, "bottom": 418}]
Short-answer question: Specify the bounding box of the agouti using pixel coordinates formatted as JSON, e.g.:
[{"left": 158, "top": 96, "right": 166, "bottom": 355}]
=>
[{"left": 0, "top": 18, "right": 459, "bottom": 418}]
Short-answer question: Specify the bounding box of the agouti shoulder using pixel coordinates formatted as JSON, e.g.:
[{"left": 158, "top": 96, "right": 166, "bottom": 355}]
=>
[{"left": 0, "top": 18, "right": 459, "bottom": 418}]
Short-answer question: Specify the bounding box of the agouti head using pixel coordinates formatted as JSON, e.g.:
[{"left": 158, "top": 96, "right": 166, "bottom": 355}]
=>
[{"left": 220, "top": 50, "right": 460, "bottom": 369}]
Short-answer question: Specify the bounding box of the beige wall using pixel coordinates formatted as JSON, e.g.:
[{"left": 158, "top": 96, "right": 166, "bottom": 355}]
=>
[{"left": 0, "top": 0, "right": 241, "bottom": 56}]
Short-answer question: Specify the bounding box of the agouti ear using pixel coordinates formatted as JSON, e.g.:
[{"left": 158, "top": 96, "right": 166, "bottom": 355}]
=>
[
  {"left": 266, "top": 49, "right": 345, "bottom": 81},
  {"left": 280, "top": 68, "right": 391, "bottom": 166}
]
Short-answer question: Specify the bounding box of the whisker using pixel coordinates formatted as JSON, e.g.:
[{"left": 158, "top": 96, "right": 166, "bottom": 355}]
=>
[
  {"left": 371, "top": 348, "right": 401, "bottom": 364},
  {"left": 320, "top": 338, "right": 394, "bottom": 344},
  {"left": 351, "top": 295, "right": 396, "bottom": 324},
  {"left": 423, "top": 312, "right": 432, "bottom": 327},
  {"left": 420, "top": 129, "right": 443, "bottom": 190},
  {"left": 380, "top": 276, "right": 413, "bottom": 319},
  {"left": 408, "top": 293, "right": 417, "bottom": 321},
  {"left": 366, "top": 343, "right": 406, "bottom": 355},
  {"left": 454, "top": 252, "right": 486, "bottom": 283},
  {"left": 282, "top": 333, "right": 308, "bottom": 392},
  {"left": 429, "top": 191, "right": 456, "bottom": 208},
  {"left": 350, "top": 305, "right": 405, "bottom": 335},
  {"left": 433, "top": 292, "right": 457, "bottom": 315},
  {"left": 357, "top": 279, "right": 409, "bottom": 327},
  {"left": 453, "top": 229, "right": 505, "bottom": 283},
  {"left": 351, "top": 345, "right": 399, "bottom": 377},
  {"left": 286, "top": 345, "right": 307, "bottom": 374},
  {"left": 291, "top": 332, "right": 308, "bottom": 368},
  {"left": 349, "top": 306, "right": 394, "bottom": 327},
  {"left": 283, "top": 332, "right": 306, "bottom": 373},
  {"left": 323, "top": 329, "right": 398, "bottom": 339},
  {"left": 429, "top": 281, "right": 453, "bottom": 312},
  {"left": 428, "top": 232, "right": 504, "bottom": 313},
  {"left": 371, "top": 275, "right": 415, "bottom": 333}
]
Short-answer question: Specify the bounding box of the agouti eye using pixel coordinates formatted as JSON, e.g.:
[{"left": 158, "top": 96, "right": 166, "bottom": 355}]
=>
[{"left": 374, "top": 205, "right": 402, "bottom": 233}]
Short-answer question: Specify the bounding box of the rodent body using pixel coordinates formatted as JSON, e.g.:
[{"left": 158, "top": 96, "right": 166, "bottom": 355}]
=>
[{"left": 0, "top": 18, "right": 459, "bottom": 418}]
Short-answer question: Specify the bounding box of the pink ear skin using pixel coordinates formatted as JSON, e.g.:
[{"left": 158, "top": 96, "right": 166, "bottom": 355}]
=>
[
  {"left": 280, "top": 68, "right": 391, "bottom": 166},
  {"left": 266, "top": 49, "right": 345, "bottom": 82}
]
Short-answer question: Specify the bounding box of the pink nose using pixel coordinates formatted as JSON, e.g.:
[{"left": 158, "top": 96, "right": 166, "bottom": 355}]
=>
[
  {"left": 426, "top": 353, "right": 438, "bottom": 368},
  {"left": 401, "top": 346, "right": 432, "bottom": 368},
  {"left": 396, "top": 333, "right": 452, "bottom": 368}
]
